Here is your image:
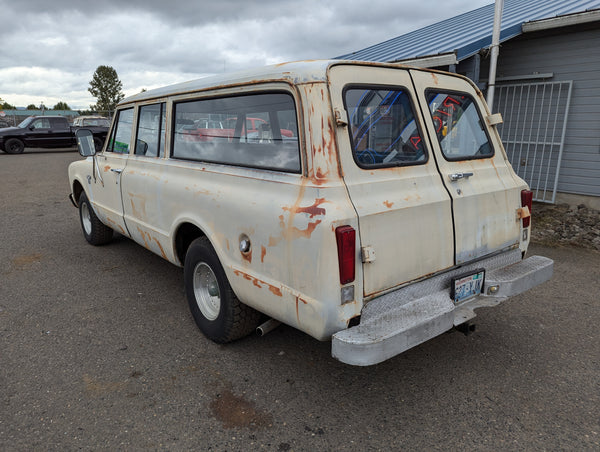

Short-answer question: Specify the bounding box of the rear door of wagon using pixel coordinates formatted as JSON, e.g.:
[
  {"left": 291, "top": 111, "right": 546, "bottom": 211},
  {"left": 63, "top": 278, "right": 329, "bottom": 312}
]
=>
[
  {"left": 329, "top": 65, "right": 455, "bottom": 298},
  {"left": 410, "top": 69, "right": 523, "bottom": 264}
]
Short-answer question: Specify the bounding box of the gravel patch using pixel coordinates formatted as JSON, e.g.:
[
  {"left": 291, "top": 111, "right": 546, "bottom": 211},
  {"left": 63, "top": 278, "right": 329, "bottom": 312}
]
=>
[{"left": 531, "top": 202, "right": 600, "bottom": 250}]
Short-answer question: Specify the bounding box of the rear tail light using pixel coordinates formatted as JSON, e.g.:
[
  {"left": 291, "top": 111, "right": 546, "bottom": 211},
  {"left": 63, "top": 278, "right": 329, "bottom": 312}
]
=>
[
  {"left": 521, "top": 189, "right": 533, "bottom": 228},
  {"left": 335, "top": 226, "right": 356, "bottom": 284}
]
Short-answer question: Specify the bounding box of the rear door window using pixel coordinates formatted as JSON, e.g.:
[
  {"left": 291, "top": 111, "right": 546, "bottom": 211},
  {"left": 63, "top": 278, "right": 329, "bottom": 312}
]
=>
[
  {"left": 172, "top": 92, "right": 300, "bottom": 172},
  {"left": 135, "top": 103, "right": 166, "bottom": 157},
  {"left": 426, "top": 91, "right": 493, "bottom": 160},
  {"left": 344, "top": 87, "right": 427, "bottom": 168}
]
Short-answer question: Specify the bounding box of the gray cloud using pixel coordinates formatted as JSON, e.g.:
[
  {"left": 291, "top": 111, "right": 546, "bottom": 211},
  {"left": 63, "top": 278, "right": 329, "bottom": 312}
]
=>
[{"left": 0, "top": 0, "right": 491, "bottom": 109}]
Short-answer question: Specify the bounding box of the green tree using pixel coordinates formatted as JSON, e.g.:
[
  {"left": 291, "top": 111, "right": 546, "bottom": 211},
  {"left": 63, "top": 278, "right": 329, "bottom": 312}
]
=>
[
  {"left": 88, "top": 65, "right": 125, "bottom": 113},
  {"left": 26, "top": 104, "right": 38, "bottom": 110},
  {"left": 53, "top": 101, "right": 71, "bottom": 110},
  {"left": 0, "top": 98, "right": 16, "bottom": 109}
]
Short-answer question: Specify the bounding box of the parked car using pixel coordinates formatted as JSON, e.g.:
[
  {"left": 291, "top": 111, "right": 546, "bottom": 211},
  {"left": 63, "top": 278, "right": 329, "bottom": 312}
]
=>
[
  {"left": 0, "top": 115, "right": 108, "bottom": 154},
  {"left": 72, "top": 116, "right": 111, "bottom": 128},
  {"left": 68, "top": 60, "right": 553, "bottom": 366}
]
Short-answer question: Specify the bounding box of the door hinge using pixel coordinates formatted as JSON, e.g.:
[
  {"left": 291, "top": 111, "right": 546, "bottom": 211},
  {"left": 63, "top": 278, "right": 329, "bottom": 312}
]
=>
[
  {"left": 334, "top": 108, "right": 348, "bottom": 127},
  {"left": 361, "top": 246, "right": 376, "bottom": 263}
]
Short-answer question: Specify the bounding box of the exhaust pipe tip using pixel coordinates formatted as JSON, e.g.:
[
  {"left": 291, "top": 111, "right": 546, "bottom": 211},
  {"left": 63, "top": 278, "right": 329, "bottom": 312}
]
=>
[{"left": 256, "top": 319, "right": 281, "bottom": 337}]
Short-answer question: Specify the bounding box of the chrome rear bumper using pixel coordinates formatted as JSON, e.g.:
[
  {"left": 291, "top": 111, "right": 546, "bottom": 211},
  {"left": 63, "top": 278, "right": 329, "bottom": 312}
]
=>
[{"left": 332, "top": 250, "right": 553, "bottom": 366}]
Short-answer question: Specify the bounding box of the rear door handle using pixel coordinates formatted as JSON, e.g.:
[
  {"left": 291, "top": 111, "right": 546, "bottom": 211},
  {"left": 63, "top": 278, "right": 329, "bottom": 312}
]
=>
[
  {"left": 110, "top": 168, "right": 123, "bottom": 174},
  {"left": 449, "top": 172, "right": 473, "bottom": 181}
]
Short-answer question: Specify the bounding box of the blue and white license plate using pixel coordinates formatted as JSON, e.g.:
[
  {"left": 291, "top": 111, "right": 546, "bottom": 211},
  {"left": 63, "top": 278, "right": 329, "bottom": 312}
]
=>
[{"left": 451, "top": 269, "right": 485, "bottom": 304}]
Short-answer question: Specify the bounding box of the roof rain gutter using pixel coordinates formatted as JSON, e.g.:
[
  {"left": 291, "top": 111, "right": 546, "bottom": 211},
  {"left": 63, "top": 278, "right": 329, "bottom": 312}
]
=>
[
  {"left": 486, "top": 0, "right": 504, "bottom": 111},
  {"left": 395, "top": 52, "right": 458, "bottom": 68}
]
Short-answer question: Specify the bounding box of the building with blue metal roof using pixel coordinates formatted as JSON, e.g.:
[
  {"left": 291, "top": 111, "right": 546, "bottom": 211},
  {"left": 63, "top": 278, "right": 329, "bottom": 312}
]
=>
[{"left": 338, "top": 0, "right": 600, "bottom": 206}]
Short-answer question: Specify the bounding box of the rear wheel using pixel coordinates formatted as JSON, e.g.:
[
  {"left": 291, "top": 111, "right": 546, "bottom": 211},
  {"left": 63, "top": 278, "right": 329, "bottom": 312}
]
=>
[
  {"left": 4, "top": 138, "right": 24, "bottom": 154},
  {"left": 78, "top": 191, "right": 113, "bottom": 245},
  {"left": 184, "top": 237, "right": 260, "bottom": 343}
]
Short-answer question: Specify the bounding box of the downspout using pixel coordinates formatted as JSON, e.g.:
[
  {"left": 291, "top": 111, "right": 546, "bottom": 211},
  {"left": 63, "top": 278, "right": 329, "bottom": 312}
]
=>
[{"left": 486, "top": 0, "right": 504, "bottom": 111}]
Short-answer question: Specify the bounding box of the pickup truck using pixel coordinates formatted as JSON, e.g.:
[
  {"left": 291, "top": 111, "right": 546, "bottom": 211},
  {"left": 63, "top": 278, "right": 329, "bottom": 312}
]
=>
[{"left": 0, "top": 115, "right": 109, "bottom": 154}]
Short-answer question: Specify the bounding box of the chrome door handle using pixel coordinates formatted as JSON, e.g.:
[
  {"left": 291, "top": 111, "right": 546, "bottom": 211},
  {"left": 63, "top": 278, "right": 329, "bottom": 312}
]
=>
[
  {"left": 449, "top": 172, "right": 473, "bottom": 181},
  {"left": 110, "top": 168, "right": 123, "bottom": 174}
]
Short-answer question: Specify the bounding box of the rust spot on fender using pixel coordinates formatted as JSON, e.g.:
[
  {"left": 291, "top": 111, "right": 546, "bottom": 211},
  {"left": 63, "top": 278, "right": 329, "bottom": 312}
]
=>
[
  {"left": 268, "top": 220, "right": 322, "bottom": 246},
  {"left": 260, "top": 246, "right": 266, "bottom": 263},
  {"left": 383, "top": 200, "right": 394, "bottom": 208},
  {"left": 105, "top": 217, "right": 125, "bottom": 235},
  {"left": 103, "top": 165, "right": 111, "bottom": 172},
  {"left": 241, "top": 249, "right": 252, "bottom": 264},
  {"left": 233, "top": 270, "right": 282, "bottom": 297},
  {"left": 153, "top": 237, "right": 167, "bottom": 260},
  {"left": 137, "top": 227, "right": 151, "bottom": 249},
  {"left": 283, "top": 198, "right": 327, "bottom": 218},
  {"left": 295, "top": 296, "right": 308, "bottom": 322}
]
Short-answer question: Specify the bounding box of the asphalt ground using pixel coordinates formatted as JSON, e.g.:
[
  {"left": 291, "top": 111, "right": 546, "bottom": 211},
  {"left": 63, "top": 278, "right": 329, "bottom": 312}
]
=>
[{"left": 1, "top": 148, "right": 599, "bottom": 451}]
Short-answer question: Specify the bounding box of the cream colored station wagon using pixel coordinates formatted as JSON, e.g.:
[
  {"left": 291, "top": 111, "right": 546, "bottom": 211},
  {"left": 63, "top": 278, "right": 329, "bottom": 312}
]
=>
[{"left": 69, "top": 60, "right": 553, "bottom": 366}]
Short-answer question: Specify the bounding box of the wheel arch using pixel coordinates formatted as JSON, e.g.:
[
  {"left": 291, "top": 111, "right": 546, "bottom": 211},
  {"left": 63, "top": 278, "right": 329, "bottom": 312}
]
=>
[
  {"left": 174, "top": 221, "right": 207, "bottom": 266},
  {"left": 71, "top": 179, "right": 85, "bottom": 207}
]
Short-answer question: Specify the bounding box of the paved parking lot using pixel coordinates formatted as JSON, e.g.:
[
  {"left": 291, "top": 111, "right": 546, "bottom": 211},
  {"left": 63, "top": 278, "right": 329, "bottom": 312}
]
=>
[{"left": 1, "top": 149, "right": 599, "bottom": 450}]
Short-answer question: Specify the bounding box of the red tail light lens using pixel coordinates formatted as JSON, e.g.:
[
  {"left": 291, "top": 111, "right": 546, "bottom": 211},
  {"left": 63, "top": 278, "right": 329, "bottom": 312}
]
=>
[
  {"left": 335, "top": 226, "right": 356, "bottom": 284},
  {"left": 521, "top": 189, "right": 533, "bottom": 228}
]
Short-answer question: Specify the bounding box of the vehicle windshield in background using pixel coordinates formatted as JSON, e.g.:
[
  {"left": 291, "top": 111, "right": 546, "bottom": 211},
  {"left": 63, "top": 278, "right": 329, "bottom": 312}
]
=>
[
  {"left": 17, "top": 117, "right": 34, "bottom": 128},
  {"left": 82, "top": 118, "right": 110, "bottom": 127},
  {"left": 345, "top": 87, "right": 426, "bottom": 167}
]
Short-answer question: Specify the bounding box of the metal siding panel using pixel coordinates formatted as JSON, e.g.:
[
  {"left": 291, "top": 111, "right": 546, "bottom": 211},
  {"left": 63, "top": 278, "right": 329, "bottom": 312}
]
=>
[{"left": 495, "top": 27, "right": 600, "bottom": 199}]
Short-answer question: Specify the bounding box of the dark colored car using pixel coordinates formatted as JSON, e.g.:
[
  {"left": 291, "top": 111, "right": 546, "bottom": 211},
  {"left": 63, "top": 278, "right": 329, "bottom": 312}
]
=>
[{"left": 0, "top": 115, "right": 108, "bottom": 154}]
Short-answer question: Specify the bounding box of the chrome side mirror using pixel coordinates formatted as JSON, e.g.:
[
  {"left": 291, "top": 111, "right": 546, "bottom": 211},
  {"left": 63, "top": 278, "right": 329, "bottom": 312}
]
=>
[{"left": 76, "top": 129, "right": 96, "bottom": 157}]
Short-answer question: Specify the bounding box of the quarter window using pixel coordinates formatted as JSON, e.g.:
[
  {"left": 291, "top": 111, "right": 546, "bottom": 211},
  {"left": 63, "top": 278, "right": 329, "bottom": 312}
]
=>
[
  {"left": 172, "top": 93, "right": 300, "bottom": 172},
  {"left": 344, "top": 87, "right": 427, "bottom": 167},
  {"left": 426, "top": 91, "right": 493, "bottom": 160},
  {"left": 107, "top": 108, "right": 134, "bottom": 154}
]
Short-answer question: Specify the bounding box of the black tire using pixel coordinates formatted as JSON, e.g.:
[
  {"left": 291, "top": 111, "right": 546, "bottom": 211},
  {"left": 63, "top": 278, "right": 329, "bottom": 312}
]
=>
[
  {"left": 78, "top": 191, "right": 113, "bottom": 245},
  {"left": 184, "top": 237, "right": 261, "bottom": 343},
  {"left": 93, "top": 137, "right": 104, "bottom": 153},
  {"left": 4, "top": 138, "right": 24, "bottom": 154}
]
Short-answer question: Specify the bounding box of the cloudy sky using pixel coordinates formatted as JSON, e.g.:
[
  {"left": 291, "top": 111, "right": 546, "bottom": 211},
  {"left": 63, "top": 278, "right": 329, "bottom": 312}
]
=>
[{"left": 0, "top": 0, "right": 491, "bottom": 110}]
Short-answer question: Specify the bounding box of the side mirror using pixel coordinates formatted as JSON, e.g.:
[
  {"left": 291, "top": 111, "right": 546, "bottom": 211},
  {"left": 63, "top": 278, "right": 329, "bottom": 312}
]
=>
[{"left": 76, "top": 129, "right": 96, "bottom": 157}]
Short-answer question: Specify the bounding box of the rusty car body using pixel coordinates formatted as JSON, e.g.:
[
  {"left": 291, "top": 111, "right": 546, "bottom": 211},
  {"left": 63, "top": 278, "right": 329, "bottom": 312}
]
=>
[{"left": 68, "top": 60, "right": 553, "bottom": 366}]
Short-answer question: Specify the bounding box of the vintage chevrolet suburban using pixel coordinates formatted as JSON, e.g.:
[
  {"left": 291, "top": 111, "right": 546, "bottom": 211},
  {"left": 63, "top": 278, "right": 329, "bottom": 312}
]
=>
[{"left": 68, "top": 60, "right": 553, "bottom": 366}]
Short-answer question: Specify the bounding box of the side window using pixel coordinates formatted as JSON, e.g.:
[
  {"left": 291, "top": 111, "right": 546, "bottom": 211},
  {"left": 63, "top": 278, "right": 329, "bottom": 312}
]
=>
[
  {"left": 107, "top": 108, "right": 134, "bottom": 154},
  {"left": 135, "top": 103, "right": 166, "bottom": 157},
  {"left": 172, "top": 92, "right": 300, "bottom": 172},
  {"left": 344, "top": 86, "right": 427, "bottom": 168},
  {"left": 426, "top": 91, "right": 493, "bottom": 160},
  {"left": 32, "top": 118, "right": 51, "bottom": 129}
]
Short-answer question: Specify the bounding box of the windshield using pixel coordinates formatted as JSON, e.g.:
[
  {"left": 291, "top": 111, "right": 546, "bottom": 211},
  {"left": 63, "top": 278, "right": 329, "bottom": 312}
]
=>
[{"left": 17, "top": 117, "right": 34, "bottom": 128}]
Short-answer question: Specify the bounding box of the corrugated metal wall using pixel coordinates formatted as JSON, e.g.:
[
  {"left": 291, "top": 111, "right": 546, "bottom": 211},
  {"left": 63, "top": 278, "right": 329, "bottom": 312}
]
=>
[{"left": 488, "top": 26, "right": 600, "bottom": 197}]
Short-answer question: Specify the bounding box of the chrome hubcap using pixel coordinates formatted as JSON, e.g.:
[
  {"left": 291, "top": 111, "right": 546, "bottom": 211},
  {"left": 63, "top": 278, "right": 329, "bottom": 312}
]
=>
[
  {"left": 193, "top": 262, "right": 220, "bottom": 321},
  {"left": 81, "top": 202, "right": 92, "bottom": 235}
]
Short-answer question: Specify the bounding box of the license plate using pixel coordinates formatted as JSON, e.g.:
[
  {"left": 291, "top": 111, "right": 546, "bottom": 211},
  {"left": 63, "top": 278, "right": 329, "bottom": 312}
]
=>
[{"left": 451, "top": 269, "right": 485, "bottom": 304}]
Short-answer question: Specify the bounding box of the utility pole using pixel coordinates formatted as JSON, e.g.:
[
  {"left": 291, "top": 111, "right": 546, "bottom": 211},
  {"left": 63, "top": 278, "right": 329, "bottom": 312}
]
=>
[{"left": 486, "top": 0, "right": 504, "bottom": 111}]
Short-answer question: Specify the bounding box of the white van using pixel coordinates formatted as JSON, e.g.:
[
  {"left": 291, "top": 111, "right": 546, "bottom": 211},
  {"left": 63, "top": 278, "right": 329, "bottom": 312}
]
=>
[{"left": 69, "top": 60, "right": 553, "bottom": 366}]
